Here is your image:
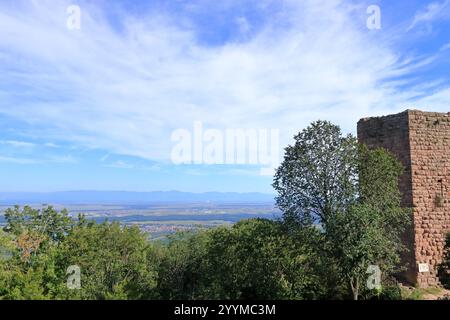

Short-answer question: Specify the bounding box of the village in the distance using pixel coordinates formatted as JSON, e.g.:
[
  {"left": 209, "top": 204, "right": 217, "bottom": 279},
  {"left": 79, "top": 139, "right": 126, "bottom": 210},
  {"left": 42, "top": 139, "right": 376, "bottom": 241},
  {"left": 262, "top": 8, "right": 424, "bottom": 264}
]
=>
[{"left": 0, "top": 192, "right": 280, "bottom": 241}]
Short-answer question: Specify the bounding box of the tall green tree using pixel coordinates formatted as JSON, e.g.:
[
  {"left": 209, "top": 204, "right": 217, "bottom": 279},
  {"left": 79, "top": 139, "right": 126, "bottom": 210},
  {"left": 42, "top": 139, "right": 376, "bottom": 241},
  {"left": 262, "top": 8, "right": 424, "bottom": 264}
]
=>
[
  {"left": 273, "top": 121, "right": 358, "bottom": 228},
  {"left": 273, "top": 121, "right": 410, "bottom": 300}
]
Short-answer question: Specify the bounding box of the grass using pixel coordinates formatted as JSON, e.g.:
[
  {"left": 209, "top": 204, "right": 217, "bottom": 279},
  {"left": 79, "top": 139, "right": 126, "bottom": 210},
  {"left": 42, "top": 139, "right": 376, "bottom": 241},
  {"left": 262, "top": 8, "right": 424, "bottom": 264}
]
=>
[{"left": 401, "top": 287, "right": 443, "bottom": 300}]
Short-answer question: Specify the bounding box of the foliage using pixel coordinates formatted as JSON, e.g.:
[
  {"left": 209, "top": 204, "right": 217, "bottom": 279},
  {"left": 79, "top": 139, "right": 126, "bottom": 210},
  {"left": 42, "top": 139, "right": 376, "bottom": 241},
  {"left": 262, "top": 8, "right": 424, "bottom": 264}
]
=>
[
  {"left": 1, "top": 210, "right": 331, "bottom": 300},
  {"left": 54, "top": 221, "right": 158, "bottom": 300},
  {"left": 273, "top": 120, "right": 358, "bottom": 228},
  {"left": 0, "top": 208, "right": 157, "bottom": 300},
  {"left": 155, "top": 219, "right": 329, "bottom": 300},
  {"left": 155, "top": 231, "right": 209, "bottom": 299},
  {"left": 438, "top": 233, "right": 450, "bottom": 288},
  {"left": 3, "top": 205, "right": 73, "bottom": 243},
  {"left": 201, "top": 219, "right": 328, "bottom": 300},
  {"left": 0, "top": 232, "right": 60, "bottom": 300},
  {"left": 273, "top": 120, "right": 410, "bottom": 300}
]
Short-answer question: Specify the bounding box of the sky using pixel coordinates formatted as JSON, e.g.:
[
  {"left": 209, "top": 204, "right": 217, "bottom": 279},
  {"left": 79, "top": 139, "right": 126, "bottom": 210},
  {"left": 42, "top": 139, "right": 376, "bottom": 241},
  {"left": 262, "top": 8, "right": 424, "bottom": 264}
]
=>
[{"left": 0, "top": 0, "right": 450, "bottom": 193}]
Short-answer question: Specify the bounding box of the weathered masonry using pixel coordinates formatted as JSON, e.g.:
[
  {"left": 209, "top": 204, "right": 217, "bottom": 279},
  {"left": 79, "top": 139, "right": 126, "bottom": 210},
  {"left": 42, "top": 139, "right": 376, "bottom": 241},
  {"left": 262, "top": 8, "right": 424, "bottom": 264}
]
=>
[{"left": 357, "top": 110, "right": 450, "bottom": 287}]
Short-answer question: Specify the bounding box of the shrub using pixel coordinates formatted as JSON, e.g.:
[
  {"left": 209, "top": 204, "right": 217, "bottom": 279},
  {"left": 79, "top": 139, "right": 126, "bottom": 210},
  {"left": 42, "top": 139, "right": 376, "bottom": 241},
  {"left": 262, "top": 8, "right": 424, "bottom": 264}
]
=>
[{"left": 438, "top": 233, "right": 450, "bottom": 289}]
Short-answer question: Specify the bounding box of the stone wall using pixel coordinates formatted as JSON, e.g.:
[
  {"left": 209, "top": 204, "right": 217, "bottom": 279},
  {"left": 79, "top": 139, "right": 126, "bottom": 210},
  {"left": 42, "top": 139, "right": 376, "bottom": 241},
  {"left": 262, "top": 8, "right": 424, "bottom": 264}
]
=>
[{"left": 357, "top": 109, "right": 450, "bottom": 287}]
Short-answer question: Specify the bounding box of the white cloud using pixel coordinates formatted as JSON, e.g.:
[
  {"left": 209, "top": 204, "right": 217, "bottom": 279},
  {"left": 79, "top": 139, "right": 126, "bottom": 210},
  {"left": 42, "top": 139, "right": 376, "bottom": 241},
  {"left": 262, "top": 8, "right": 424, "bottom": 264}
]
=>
[
  {"left": 0, "top": 154, "right": 77, "bottom": 165},
  {"left": 0, "top": 140, "right": 35, "bottom": 148},
  {"left": 104, "top": 160, "right": 135, "bottom": 169},
  {"left": 103, "top": 159, "right": 160, "bottom": 171},
  {"left": 0, "top": 156, "right": 39, "bottom": 164},
  {"left": 440, "top": 42, "right": 450, "bottom": 51},
  {"left": 99, "top": 153, "right": 110, "bottom": 162},
  {"left": 0, "top": 0, "right": 449, "bottom": 167},
  {"left": 44, "top": 142, "right": 60, "bottom": 148},
  {"left": 407, "top": 0, "right": 450, "bottom": 31}
]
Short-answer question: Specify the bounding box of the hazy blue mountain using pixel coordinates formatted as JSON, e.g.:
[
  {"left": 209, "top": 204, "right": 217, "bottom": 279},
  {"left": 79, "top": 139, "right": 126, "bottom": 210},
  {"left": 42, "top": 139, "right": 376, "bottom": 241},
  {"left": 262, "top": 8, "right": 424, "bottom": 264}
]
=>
[{"left": 0, "top": 191, "right": 276, "bottom": 205}]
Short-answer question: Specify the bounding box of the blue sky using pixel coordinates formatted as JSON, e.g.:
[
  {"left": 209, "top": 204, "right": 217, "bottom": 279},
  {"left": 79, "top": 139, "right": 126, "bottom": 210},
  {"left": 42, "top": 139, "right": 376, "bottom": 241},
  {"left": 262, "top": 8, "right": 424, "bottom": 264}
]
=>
[{"left": 0, "top": 0, "right": 450, "bottom": 193}]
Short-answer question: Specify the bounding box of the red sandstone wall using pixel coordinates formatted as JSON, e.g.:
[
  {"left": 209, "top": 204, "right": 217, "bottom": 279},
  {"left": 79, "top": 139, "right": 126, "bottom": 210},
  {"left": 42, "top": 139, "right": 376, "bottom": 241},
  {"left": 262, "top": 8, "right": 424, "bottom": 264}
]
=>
[
  {"left": 409, "top": 111, "right": 450, "bottom": 287},
  {"left": 358, "top": 110, "right": 450, "bottom": 287}
]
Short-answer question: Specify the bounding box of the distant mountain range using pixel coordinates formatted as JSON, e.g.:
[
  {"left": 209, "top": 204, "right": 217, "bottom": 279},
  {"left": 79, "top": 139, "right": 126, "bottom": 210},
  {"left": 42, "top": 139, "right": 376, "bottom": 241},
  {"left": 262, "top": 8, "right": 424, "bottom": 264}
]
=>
[{"left": 0, "top": 191, "right": 276, "bottom": 205}]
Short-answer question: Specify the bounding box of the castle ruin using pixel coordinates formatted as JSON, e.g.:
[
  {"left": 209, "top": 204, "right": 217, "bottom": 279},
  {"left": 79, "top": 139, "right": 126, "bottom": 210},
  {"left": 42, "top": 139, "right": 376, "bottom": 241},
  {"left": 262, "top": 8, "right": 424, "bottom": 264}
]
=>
[{"left": 358, "top": 109, "right": 450, "bottom": 287}]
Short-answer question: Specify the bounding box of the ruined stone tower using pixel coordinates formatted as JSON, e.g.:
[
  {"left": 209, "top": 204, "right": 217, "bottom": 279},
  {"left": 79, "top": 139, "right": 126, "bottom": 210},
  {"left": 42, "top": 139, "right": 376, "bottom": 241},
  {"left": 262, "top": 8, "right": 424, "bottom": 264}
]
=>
[{"left": 357, "top": 109, "right": 450, "bottom": 287}]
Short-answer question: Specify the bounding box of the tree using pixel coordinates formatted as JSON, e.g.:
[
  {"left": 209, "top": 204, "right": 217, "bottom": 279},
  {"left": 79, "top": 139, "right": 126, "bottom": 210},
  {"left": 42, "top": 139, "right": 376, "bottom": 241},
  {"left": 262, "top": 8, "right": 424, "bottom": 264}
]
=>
[
  {"left": 55, "top": 221, "right": 158, "bottom": 300},
  {"left": 328, "top": 203, "right": 407, "bottom": 300},
  {"left": 1, "top": 208, "right": 158, "bottom": 300},
  {"left": 3, "top": 205, "right": 73, "bottom": 243},
  {"left": 154, "top": 219, "right": 329, "bottom": 300},
  {"left": 0, "top": 207, "right": 72, "bottom": 300},
  {"left": 273, "top": 121, "right": 358, "bottom": 229},
  {"left": 0, "top": 228, "right": 60, "bottom": 300},
  {"left": 0, "top": 229, "right": 14, "bottom": 261},
  {"left": 156, "top": 231, "right": 209, "bottom": 299},
  {"left": 202, "top": 219, "right": 327, "bottom": 299},
  {"left": 273, "top": 121, "right": 410, "bottom": 300},
  {"left": 327, "top": 146, "right": 410, "bottom": 300}
]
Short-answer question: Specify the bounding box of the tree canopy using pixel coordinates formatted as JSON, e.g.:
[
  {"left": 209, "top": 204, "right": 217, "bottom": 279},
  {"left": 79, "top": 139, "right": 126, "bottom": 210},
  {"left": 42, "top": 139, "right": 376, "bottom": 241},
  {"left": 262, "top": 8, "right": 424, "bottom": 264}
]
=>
[{"left": 273, "top": 120, "right": 410, "bottom": 299}]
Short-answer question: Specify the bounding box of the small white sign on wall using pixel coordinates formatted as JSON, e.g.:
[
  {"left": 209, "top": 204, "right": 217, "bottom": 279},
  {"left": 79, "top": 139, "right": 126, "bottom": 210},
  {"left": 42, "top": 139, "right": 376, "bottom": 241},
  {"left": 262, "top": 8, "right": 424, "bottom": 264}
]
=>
[{"left": 418, "top": 263, "right": 429, "bottom": 273}]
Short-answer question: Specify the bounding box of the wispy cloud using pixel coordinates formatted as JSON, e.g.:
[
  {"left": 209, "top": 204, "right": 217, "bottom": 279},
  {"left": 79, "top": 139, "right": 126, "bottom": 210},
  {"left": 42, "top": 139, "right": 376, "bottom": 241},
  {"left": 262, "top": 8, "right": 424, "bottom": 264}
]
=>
[
  {"left": 440, "top": 42, "right": 450, "bottom": 51},
  {"left": 46, "top": 155, "right": 78, "bottom": 164},
  {"left": 0, "top": 155, "right": 39, "bottom": 164},
  {"left": 44, "top": 142, "right": 60, "bottom": 148},
  {"left": 0, "top": 0, "right": 449, "bottom": 169},
  {"left": 0, "top": 154, "right": 76, "bottom": 165},
  {"left": 104, "top": 160, "right": 134, "bottom": 169},
  {"left": 407, "top": 0, "right": 450, "bottom": 31},
  {"left": 220, "top": 167, "right": 262, "bottom": 176},
  {"left": 99, "top": 153, "right": 110, "bottom": 162},
  {"left": 0, "top": 140, "right": 35, "bottom": 148},
  {"left": 103, "top": 159, "right": 160, "bottom": 171}
]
